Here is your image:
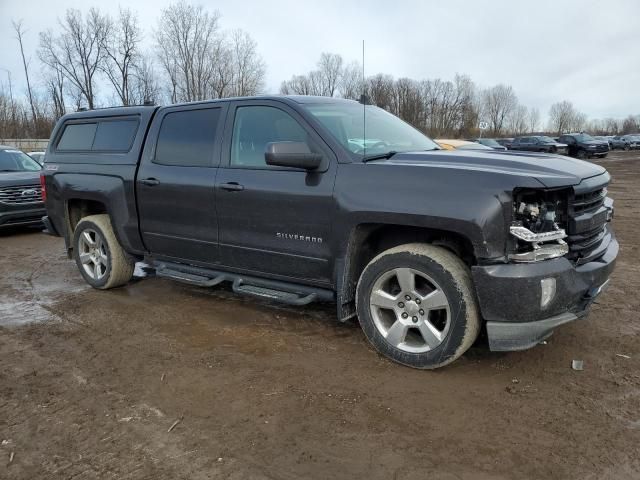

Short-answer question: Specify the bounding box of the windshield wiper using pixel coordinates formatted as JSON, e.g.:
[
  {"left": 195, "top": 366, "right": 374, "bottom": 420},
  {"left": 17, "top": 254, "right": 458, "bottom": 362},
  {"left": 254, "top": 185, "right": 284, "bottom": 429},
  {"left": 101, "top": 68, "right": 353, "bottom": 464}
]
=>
[{"left": 362, "top": 151, "right": 399, "bottom": 163}]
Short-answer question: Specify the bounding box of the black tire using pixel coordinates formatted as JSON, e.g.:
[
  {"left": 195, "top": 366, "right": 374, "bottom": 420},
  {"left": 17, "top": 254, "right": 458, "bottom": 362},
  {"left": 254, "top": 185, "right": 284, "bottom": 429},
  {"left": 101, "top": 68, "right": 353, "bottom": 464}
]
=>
[
  {"left": 72, "top": 214, "right": 134, "bottom": 289},
  {"left": 577, "top": 149, "right": 587, "bottom": 160},
  {"left": 356, "top": 243, "right": 480, "bottom": 369},
  {"left": 549, "top": 146, "right": 557, "bottom": 154},
  {"left": 624, "top": 144, "right": 630, "bottom": 151}
]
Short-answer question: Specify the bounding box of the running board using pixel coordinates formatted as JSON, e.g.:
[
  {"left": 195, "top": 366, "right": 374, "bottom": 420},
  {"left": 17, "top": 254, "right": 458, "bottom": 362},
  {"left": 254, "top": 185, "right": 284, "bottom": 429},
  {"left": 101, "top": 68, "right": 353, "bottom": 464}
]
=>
[
  {"left": 151, "top": 260, "right": 333, "bottom": 306},
  {"left": 232, "top": 279, "right": 317, "bottom": 306},
  {"left": 156, "top": 266, "right": 227, "bottom": 287}
]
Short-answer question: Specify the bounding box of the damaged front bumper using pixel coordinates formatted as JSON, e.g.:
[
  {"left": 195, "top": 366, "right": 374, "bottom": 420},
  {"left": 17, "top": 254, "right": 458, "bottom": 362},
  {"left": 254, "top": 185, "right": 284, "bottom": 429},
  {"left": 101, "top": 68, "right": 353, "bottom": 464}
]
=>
[{"left": 471, "top": 233, "right": 618, "bottom": 351}]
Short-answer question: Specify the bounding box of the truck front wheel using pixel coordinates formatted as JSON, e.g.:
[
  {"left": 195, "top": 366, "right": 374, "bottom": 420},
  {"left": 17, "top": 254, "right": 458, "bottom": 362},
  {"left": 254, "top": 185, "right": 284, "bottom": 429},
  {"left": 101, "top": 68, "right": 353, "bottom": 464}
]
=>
[
  {"left": 356, "top": 243, "right": 480, "bottom": 369},
  {"left": 72, "top": 214, "right": 134, "bottom": 289}
]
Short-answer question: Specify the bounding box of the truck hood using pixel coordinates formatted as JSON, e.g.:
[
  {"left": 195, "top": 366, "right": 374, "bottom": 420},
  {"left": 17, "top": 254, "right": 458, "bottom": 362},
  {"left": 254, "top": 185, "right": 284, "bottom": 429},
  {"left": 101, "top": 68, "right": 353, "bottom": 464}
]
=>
[
  {"left": 0, "top": 170, "right": 42, "bottom": 187},
  {"left": 378, "top": 149, "right": 606, "bottom": 188}
]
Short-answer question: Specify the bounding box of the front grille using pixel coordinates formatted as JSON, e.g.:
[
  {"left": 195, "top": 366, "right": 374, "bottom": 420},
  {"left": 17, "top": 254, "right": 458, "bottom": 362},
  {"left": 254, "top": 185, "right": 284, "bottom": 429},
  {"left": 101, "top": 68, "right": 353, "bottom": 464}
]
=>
[
  {"left": 0, "top": 184, "right": 43, "bottom": 205},
  {"left": 566, "top": 186, "right": 609, "bottom": 261},
  {"left": 573, "top": 188, "right": 606, "bottom": 214}
]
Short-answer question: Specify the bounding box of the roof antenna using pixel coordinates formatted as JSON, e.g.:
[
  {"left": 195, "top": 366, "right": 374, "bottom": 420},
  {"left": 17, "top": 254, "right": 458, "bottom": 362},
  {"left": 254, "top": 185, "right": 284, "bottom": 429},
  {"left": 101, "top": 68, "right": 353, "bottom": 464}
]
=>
[{"left": 362, "top": 39, "right": 366, "bottom": 158}]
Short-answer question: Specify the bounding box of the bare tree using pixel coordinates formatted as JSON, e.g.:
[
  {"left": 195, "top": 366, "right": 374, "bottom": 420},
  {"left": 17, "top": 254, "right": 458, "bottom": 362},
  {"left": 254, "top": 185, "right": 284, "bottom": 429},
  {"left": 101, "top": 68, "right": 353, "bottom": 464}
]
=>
[
  {"left": 101, "top": 8, "right": 141, "bottom": 105},
  {"left": 155, "top": 2, "right": 221, "bottom": 103},
  {"left": 481, "top": 84, "right": 518, "bottom": 136},
  {"left": 45, "top": 67, "right": 66, "bottom": 119},
  {"left": 39, "top": 8, "right": 110, "bottom": 109},
  {"left": 508, "top": 104, "right": 528, "bottom": 135},
  {"left": 130, "top": 54, "right": 160, "bottom": 104},
  {"left": 227, "top": 29, "right": 265, "bottom": 97},
  {"left": 317, "top": 52, "right": 343, "bottom": 97},
  {"left": 339, "top": 61, "right": 362, "bottom": 100},
  {"left": 622, "top": 115, "right": 639, "bottom": 134},
  {"left": 527, "top": 107, "right": 540, "bottom": 133},
  {"left": 548, "top": 100, "right": 581, "bottom": 135},
  {"left": 13, "top": 20, "right": 38, "bottom": 125}
]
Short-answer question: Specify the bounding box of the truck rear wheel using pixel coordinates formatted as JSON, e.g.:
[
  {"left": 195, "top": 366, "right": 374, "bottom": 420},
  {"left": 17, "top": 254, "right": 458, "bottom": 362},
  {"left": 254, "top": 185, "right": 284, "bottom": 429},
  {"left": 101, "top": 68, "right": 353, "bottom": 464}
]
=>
[
  {"left": 356, "top": 243, "right": 480, "bottom": 369},
  {"left": 73, "top": 214, "right": 134, "bottom": 289}
]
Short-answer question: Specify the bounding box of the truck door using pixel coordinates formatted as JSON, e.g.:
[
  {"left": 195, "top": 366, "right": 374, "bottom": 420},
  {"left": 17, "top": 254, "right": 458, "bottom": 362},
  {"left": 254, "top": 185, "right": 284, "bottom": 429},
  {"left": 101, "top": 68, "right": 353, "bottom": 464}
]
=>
[
  {"left": 137, "top": 104, "right": 227, "bottom": 265},
  {"left": 215, "top": 101, "right": 337, "bottom": 285}
]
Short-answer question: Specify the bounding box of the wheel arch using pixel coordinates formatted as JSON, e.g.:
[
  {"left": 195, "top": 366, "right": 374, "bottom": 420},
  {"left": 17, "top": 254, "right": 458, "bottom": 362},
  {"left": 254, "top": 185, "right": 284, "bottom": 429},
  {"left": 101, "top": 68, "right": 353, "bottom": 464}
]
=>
[{"left": 335, "top": 222, "right": 477, "bottom": 322}]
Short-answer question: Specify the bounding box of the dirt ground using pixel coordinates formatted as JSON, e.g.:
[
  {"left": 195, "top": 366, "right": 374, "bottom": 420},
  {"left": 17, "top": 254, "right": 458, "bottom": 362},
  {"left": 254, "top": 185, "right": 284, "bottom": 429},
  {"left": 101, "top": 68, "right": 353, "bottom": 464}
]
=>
[{"left": 1, "top": 152, "right": 639, "bottom": 480}]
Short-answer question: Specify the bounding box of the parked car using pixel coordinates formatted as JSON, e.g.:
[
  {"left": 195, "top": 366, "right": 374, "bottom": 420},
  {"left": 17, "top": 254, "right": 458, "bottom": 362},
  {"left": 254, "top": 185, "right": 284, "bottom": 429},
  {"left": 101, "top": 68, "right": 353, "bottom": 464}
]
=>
[
  {"left": 41, "top": 96, "right": 617, "bottom": 369},
  {"left": 558, "top": 133, "right": 609, "bottom": 159},
  {"left": 28, "top": 151, "right": 46, "bottom": 165},
  {"left": 508, "top": 136, "right": 568, "bottom": 155},
  {"left": 469, "top": 138, "right": 507, "bottom": 150},
  {"left": 435, "top": 139, "right": 494, "bottom": 151},
  {"left": 0, "top": 145, "right": 45, "bottom": 229},
  {"left": 618, "top": 135, "right": 640, "bottom": 150},
  {"left": 496, "top": 138, "right": 514, "bottom": 148}
]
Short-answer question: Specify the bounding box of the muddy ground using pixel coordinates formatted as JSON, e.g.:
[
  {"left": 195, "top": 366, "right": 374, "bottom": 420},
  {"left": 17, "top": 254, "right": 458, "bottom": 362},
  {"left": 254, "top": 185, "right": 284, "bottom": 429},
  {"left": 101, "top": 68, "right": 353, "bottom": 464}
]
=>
[{"left": 1, "top": 151, "right": 639, "bottom": 480}]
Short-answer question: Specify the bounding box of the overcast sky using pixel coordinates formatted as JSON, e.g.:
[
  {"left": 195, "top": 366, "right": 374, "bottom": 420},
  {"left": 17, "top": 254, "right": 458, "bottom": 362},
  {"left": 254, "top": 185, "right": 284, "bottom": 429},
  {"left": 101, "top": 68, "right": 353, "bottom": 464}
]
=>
[{"left": 0, "top": 0, "right": 638, "bottom": 121}]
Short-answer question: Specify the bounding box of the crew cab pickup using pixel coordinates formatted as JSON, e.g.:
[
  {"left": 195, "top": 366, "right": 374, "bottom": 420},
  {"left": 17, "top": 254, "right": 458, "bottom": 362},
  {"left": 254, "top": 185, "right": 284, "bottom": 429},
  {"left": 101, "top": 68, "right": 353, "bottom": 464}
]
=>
[{"left": 41, "top": 96, "right": 618, "bottom": 369}]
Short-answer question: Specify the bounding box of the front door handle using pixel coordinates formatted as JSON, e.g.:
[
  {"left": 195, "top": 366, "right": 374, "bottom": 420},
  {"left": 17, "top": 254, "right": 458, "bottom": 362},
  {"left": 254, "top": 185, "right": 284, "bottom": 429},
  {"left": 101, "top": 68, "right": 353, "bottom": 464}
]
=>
[
  {"left": 140, "top": 178, "right": 160, "bottom": 186},
  {"left": 220, "top": 182, "right": 244, "bottom": 192}
]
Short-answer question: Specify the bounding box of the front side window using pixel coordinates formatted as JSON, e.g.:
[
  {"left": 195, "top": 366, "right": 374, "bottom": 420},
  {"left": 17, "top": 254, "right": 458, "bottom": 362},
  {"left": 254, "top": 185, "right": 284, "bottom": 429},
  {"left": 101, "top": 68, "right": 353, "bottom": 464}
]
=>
[
  {"left": 154, "top": 108, "right": 221, "bottom": 167},
  {"left": 0, "top": 149, "right": 42, "bottom": 171},
  {"left": 304, "top": 102, "right": 439, "bottom": 159},
  {"left": 230, "top": 106, "right": 315, "bottom": 168}
]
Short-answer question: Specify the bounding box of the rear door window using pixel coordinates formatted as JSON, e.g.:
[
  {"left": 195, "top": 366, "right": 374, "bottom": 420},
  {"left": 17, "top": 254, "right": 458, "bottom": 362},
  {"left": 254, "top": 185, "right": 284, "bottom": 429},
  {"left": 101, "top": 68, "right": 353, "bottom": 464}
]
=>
[{"left": 154, "top": 108, "right": 221, "bottom": 167}]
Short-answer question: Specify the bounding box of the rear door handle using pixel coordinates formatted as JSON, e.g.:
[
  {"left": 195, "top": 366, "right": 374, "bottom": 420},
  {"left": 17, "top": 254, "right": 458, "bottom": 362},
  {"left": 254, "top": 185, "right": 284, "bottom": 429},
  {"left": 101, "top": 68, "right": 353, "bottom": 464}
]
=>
[
  {"left": 220, "top": 182, "right": 244, "bottom": 192},
  {"left": 140, "top": 178, "right": 160, "bottom": 186}
]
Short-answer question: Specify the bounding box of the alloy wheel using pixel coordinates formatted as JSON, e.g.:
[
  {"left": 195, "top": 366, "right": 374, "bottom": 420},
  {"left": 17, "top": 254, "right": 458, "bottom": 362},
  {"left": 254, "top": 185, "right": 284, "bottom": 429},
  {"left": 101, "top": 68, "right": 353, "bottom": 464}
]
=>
[
  {"left": 369, "top": 267, "right": 451, "bottom": 353},
  {"left": 78, "top": 229, "right": 108, "bottom": 280}
]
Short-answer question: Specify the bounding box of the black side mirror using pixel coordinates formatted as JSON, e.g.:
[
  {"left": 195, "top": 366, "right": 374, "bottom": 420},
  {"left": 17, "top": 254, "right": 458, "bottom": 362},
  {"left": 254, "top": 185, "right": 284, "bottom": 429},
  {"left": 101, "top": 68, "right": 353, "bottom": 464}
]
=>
[{"left": 265, "top": 142, "right": 322, "bottom": 170}]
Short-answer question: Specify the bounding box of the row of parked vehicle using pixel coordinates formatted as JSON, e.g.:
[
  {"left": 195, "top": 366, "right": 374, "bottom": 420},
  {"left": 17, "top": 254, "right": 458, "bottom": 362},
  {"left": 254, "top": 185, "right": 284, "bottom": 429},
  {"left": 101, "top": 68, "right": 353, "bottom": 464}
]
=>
[{"left": 437, "top": 132, "right": 640, "bottom": 159}]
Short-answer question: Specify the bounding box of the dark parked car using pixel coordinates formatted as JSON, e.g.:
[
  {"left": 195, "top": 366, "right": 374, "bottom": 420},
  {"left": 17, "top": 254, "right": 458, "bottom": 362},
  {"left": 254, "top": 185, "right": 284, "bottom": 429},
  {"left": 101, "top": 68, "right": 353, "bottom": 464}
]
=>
[
  {"left": 470, "top": 138, "right": 507, "bottom": 150},
  {"left": 610, "top": 135, "right": 640, "bottom": 150},
  {"left": 558, "top": 133, "right": 609, "bottom": 159},
  {"left": 41, "top": 96, "right": 617, "bottom": 369},
  {"left": 0, "top": 145, "right": 45, "bottom": 229},
  {"left": 508, "top": 136, "right": 568, "bottom": 155}
]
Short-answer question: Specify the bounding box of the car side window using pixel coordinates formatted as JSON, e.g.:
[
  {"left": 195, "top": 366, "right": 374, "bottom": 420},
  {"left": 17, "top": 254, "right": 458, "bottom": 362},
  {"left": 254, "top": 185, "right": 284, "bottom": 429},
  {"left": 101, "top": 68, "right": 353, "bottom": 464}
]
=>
[
  {"left": 154, "top": 108, "right": 221, "bottom": 167},
  {"left": 230, "top": 106, "right": 317, "bottom": 168}
]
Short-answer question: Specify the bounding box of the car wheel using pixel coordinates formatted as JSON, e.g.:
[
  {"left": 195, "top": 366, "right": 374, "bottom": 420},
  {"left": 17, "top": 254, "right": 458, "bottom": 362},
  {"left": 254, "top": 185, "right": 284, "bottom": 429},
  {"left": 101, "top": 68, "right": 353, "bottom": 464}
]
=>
[
  {"left": 356, "top": 243, "right": 480, "bottom": 369},
  {"left": 577, "top": 150, "right": 587, "bottom": 159},
  {"left": 73, "top": 214, "right": 134, "bottom": 289},
  {"left": 549, "top": 146, "right": 557, "bottom": 154},
  {"left": 624, "top": 144, "right": 630, "bottom": 151}
]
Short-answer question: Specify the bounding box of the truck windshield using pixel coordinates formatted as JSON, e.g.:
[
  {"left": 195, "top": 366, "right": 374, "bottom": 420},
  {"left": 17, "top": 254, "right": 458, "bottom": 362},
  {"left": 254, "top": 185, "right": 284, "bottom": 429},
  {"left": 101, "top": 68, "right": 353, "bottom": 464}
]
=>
[
  {"left": 0, "top": 149, "right": 42, "bottom": 172},
  {"left": 575, "top": 134, "right": 595, "bottom": 142},
  {"left": 303, "top": 102, "right": 439, "bottom": 159}
]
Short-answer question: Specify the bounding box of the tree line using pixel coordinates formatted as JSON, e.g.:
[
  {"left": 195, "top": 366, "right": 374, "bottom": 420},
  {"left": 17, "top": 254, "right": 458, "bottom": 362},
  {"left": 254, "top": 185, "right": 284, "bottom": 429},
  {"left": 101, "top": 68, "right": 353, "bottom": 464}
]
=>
[{"left": 1, "top": 1, "right": 638, "bottom": 141}]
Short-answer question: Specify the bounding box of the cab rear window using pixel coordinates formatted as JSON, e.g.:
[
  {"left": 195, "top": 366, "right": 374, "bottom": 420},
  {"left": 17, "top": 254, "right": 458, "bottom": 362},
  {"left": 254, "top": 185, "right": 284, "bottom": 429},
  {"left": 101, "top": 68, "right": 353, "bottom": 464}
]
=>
[{"left": 56, "top": 118, "right": 139, "bottom": 152}]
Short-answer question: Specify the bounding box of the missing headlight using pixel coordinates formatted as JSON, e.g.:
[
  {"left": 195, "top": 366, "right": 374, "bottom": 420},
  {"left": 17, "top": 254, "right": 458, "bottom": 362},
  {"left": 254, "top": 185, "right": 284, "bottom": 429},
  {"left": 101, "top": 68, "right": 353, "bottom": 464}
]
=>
[{"left": 510, "top": 189, "right": 569, "bottom": 262}]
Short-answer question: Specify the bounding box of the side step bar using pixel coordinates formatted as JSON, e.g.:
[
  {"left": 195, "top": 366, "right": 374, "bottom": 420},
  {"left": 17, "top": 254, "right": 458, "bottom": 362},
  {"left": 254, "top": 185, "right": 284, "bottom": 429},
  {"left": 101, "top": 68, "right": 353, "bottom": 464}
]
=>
[
  {"left": 156, "top": 267, "right": 227, "bottom": 287},
  {"left": 153, "top": 261, "right": 333, "bottom": 306}
]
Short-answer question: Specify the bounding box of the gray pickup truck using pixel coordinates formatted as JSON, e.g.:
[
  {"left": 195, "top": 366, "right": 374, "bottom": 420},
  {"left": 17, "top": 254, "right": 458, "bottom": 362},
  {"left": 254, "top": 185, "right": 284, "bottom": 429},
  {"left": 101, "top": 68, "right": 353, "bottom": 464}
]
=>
[{"left": 41, "top": 96, "right": 617, "bottom": 369}]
